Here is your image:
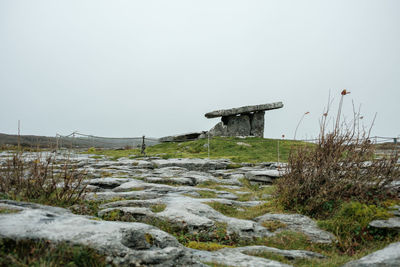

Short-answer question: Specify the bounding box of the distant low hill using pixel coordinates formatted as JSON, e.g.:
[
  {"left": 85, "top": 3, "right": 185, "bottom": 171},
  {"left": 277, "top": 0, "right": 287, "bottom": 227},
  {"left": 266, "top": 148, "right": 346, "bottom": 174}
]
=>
[{"left": 0, "top": 133, "right": 159, "bottom": 149}]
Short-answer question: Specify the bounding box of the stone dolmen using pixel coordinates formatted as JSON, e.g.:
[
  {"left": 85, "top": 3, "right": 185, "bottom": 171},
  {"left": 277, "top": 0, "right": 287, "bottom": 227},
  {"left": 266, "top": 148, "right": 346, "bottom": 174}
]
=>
[{"left": 205, "top": 102, "right": 283, "bottom": 138}]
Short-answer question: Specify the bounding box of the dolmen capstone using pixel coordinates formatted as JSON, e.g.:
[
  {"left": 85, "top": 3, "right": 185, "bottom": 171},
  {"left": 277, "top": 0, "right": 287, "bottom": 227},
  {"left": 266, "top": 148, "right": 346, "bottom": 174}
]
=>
[{"left": 205, "top": 102, "right": 283, "bottom": 138}]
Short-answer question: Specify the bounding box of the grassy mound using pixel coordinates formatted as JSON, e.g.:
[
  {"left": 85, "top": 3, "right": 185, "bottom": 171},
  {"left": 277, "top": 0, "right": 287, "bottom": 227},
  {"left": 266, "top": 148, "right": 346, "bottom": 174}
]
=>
[{"left": 86, "top": 137, "right": 308, "bottom": 163}]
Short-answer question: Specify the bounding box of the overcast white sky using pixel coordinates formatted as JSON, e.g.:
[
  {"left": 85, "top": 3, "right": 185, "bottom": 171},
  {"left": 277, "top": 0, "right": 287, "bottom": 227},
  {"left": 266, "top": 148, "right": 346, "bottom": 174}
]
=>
[{"left": 0, "top": 0, "right": 399, "bottom": 139}]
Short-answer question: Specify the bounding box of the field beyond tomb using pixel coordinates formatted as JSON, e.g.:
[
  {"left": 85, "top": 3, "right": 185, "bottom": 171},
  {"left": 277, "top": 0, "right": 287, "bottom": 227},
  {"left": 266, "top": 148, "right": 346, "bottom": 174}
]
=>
[{"left": 86, "top": 137, "right": 309, "bottom": 163}]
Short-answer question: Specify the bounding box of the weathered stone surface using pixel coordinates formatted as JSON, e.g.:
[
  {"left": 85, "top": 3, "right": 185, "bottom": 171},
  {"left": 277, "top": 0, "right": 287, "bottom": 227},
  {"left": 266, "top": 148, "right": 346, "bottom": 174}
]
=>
[
  {"left": 208, "top": 114, "right": 258, "bottom": 137},
  {"left": 151, "top": 158, "right": 231, "bottom": 171},
  {"left": 369, "top": 217, "right": 400, "bottom": 231},
  {"left": 191, "top": 247, "right": 291, "bottom": 267},
  {"left": 250, "top": 111, "right": 265, "bottom": 137},
  {"left": 255, "top": 213, "right": 335, "bottom": 244},
  {"left": 245, "top": 169, "right": 284, "bottom": 184},
  {"left": 225, "top": 115, "right": 252, "bottom": 136},
  {"left": 85, "top": 178, "right": 132, "bottom": 189},
  {"left": 205, "top": 102, "right": 284, "bottom": 118},
  {"left": 342, "top": 242, "right": 400, "bottom": 267},
  {"left": 208, "top": 121, "right": 228, "bottom": 136},
  {"left": 144, "top": 177, "right": 196, "bottom": 186},
  {"left": 0, "top": 200, "right": 200, "bottom": 266},
  {"left": 159, "top": 132, "right": 207, "bottom": 143},
  {"left": 234, "top": 246, "right": 324, "bottom": 260},
  {"left": 190, "top": 244, "right": 323, "bottom": 267}
]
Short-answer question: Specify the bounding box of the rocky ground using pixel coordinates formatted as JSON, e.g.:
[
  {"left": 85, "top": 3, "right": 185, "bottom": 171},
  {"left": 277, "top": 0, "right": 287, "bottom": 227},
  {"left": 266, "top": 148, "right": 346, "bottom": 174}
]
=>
[{"left": 0, "top": 151, "right": 399, "bottom": 266}]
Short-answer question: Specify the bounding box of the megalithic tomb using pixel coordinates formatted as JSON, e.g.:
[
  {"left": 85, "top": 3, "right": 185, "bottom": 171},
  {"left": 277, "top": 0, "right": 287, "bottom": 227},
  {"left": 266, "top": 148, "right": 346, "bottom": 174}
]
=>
[{"left": 205, "top": 102, "right": 283, "bottom": 138}]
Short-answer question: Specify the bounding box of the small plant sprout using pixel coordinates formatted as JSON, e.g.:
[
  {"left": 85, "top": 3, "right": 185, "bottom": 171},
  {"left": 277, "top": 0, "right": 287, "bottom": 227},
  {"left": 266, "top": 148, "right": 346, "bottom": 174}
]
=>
[{"left": 293, "top": 111, "right": 310, "bottom": 140}]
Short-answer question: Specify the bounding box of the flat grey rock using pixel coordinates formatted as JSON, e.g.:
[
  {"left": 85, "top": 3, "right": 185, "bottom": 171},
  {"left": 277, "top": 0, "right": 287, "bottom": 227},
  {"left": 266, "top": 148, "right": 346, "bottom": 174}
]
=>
[
  {"left": 0, "top": 200, "right": 200, "bottom": 266},
  {"left": 151, "top": 158, "right": 231, "bottom": 171},
  {"left": 205, "top": 102, "right": 284, "bottom": 118},
  {"left": 369, "top": 217, "right": 400, "bottom": 231},
  {"left": 191, "top": 247, "right": 291, "bottom": 267},
  {"left": 342, "top": 242, "right": 400, "bottom": 266}
]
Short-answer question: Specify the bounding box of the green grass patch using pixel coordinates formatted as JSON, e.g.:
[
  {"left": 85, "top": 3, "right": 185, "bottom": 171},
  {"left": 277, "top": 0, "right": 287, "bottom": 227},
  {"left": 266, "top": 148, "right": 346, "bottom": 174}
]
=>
[
  {"left": 0, "top": 207, "right": 21, "bottom": 214},
  {"left": 150, "top": 204, "right": 166, "bottom": 213},
  {"left": 0, "top": 238, "right": 110, "bottom": 267},
  {"left": 197, "top": 190, "right": 218, "bottom": 198},
  {"left": 261, "top": 220, "right": 287, "bottom": 232},
  {"left": 83, "top": 137, "right": 309, "bottom": 163},
  {"left": 317, "top": 201, "right": 396, "bottom": 253},
  {"left": 206, "top": 202, "right": 280, "bottom": 220},
  {"left": 186, "top": 241, "right": 233, "bottom": 251}
]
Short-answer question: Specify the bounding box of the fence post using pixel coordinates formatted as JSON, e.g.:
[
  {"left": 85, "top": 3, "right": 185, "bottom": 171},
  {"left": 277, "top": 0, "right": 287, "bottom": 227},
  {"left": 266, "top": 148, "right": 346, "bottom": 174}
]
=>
[
  {"left": 207, "top": 132, "right": 210, "bottom": 158},
  {"left": 141, "top": 135, "right": 146, "bottom": 156}
]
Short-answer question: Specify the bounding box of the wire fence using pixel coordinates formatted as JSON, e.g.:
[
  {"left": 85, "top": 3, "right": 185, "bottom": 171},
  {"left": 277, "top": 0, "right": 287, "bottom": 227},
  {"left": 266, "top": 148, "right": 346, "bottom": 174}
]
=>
[
  {"left": 2, "top": 131, "right": 398, "bottom": 151},
  {"left": 55, "top": 132, "right": 160, "bottom": 149},
  {"left": 298, "top": 136, "right": 399, "bottom": 145}
]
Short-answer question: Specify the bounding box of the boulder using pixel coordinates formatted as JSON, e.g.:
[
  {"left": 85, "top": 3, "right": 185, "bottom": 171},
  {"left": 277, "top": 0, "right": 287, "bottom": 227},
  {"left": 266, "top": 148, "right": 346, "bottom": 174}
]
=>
[{"left": 342, "top": 242, "right": 400, "bottom": 266}]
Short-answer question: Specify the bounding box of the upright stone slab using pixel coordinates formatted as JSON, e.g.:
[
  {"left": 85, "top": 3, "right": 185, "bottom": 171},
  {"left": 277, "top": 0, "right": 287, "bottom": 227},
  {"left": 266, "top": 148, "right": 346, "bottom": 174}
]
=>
[
  {"left": 250, "top": 111, "right": 265, "bottom": 137},
  {"left": 205, "top": 102, "right": 283, "bottom": 138},
  {"left": 226, "top": 115, "right": 251, "bottom": 136}
]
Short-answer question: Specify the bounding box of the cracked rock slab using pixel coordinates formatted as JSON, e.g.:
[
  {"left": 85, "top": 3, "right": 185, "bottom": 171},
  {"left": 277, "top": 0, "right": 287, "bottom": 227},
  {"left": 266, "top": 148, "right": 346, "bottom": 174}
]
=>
[{"left": 0, "top": 200, "right": 200, "bottom": 267}]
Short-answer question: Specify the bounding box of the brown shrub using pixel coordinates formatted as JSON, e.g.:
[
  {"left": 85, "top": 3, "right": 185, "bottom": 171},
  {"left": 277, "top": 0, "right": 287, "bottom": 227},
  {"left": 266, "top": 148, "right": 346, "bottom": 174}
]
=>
[
  {"left": 0, "top": 152, "right": 88, "bottom": 206},
  {"left": 275, "top": 92, "right": 400, "bottom": 218}
]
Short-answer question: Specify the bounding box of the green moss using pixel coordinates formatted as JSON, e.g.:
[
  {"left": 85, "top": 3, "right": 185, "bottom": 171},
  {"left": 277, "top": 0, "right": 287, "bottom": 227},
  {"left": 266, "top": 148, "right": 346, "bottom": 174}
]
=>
[
  {"left": 130, "top": 187, "right": 145, "bottom": 191},
  {"left": 144, "top": 233, "right": 154, "bottom": 245},
  {"left": 197, "top": 190, "right": 218, "bottom": 198},
  {"left": 207, "top": 201, "right": 282, "bottom": 220},
  {"left": 261, "top": 220, "right": 287, "bottom": 232},
  {"left": 150, "top": 204, "right": 166, "bottom": 213},
  {"left": 317, "top": 201, "right": 396, "bottom": 252},
  {"left": 226, "top": 163, "right": 242, "bottom": 169},
  {"left": 234, "top": 182, "right": 276, "bottom": 201},
  {"left": 0, "top": 207, "right": 21, "bottom": 214},
  {"left": 101, "top": 209, "right": 123, "bottom": 221},
  {"left": 186, "top": 241, "right": 233, "bottom": 251}
]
